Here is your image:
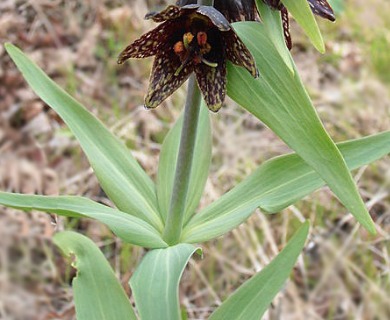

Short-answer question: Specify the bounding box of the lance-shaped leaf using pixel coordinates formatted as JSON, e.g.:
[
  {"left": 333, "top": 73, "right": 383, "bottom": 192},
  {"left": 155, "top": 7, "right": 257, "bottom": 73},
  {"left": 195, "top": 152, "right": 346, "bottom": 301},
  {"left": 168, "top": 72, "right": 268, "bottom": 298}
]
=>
[
  {"left": 0, "top": 192, "right": 167, "bottom": 248},
  {"left": 281, "top": 0, "right": 325, "bottom": 52},
  {"left": 264, "top": 131, "right": 390, "bottom": 213},
  {"left": 54, "top": 231, "right": 137, "bottom": 320},
  {"left": 209, "top": 221, "right": 309, "bottom": 319},
  {"left": 4, "top": 43, "right": 163, "bottom": 231},
  {"left": 227, "top": 22, "right": 375, "bottom": 234},
  {"left": 130, "top": 244, "right": 201, "bottom": 320},
  {"left": 182, "top": 132, "right": 389, "bottom": 243},
  {"left": 157, "top": 102, "right": 211, "bottom": 223}
]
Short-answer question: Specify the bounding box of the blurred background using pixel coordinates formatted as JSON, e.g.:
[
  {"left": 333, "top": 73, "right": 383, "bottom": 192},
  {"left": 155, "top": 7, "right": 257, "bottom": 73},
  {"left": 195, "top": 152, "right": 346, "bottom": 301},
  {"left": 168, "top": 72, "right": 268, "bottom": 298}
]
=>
[{"left": 0, "top": 0, "right": 389, "bottom": 319}]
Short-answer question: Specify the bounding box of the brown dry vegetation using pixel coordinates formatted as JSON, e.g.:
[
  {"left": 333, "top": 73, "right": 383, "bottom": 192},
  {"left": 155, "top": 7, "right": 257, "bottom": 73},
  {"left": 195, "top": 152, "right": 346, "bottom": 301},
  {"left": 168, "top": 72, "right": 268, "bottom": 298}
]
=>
[{"left": 0, "top": 0, "right": 389, "bottom": 319}]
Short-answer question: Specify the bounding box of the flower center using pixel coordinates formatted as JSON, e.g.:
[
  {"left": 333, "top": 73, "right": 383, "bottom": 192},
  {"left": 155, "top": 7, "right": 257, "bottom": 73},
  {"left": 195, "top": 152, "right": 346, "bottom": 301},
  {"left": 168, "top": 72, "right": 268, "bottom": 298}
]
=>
[{"left": 173, "top": 30, "right": 217, "bottom": 76}]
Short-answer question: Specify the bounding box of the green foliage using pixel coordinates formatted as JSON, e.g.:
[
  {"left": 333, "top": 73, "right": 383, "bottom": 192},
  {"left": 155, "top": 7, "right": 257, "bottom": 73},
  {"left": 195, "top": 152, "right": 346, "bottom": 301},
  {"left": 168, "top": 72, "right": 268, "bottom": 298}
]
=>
[
  {"left": 0, "top": 193, "right": 167, "bottom": 248},
  {"left": 209, "top": 222, "right": 309, "bottom": 319},
  {"left": 256, "top": 0, "right": 294, "bottom": 73},
  {"left": 4, "top": 43, "right": 163, "bottom": 232},
  {"left": 130, "top": 244, "right": 201, "bottom": 319},
  {"left": 281, "top": 0, "right": 325, "bottom": 52},
  {"left": 228, "top": 22, "right": 375, "bottom": 234},
  {"left": 328, "top": 0, "right": 345, "bottom": 15},
  {"left": 54, "top": 231, "right": 137, "bottom": 320},
  {"left": 182, "top": 132, "right": 390, "bottom": 243}
]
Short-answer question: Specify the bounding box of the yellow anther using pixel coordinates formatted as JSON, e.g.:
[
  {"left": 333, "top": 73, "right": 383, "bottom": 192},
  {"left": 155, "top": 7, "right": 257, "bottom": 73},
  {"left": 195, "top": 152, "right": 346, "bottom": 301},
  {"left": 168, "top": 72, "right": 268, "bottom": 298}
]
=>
[{"left": 183, "top": 32, "right": 194, "bottom": 49}]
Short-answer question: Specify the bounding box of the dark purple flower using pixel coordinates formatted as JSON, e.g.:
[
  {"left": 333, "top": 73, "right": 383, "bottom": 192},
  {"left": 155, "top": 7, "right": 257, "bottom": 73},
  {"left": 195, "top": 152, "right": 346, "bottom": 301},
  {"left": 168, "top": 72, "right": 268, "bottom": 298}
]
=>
[
  {"left": 117, "top": 5, "right": 258, "bottom": 112},
  {"left": 262, "top": 0, "right": 335, "bottom": 49},
  {"left": 178, "top": 0, "right": 335, "bottom": 50}
]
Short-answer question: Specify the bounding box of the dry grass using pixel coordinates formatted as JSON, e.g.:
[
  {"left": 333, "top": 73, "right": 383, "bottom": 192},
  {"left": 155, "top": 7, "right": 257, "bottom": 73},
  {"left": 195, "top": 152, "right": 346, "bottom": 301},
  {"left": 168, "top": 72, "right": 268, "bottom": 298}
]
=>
[{"left": 0, "top": 0, "right": 389, "bottom": 319}]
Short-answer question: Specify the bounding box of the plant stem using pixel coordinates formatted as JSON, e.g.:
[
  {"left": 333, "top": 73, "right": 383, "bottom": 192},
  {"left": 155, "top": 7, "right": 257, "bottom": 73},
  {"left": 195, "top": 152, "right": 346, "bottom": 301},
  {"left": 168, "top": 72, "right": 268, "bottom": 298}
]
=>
[{"left": 163, "top": 75, "right": 202, "bottom": 245}]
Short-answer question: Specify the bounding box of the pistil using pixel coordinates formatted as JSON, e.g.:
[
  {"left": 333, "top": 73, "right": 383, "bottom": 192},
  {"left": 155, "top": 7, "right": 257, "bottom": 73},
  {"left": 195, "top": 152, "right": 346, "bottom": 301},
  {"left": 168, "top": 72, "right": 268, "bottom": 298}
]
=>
[{"left": 173, "top": 30, "right": 217, "bottom": 76}]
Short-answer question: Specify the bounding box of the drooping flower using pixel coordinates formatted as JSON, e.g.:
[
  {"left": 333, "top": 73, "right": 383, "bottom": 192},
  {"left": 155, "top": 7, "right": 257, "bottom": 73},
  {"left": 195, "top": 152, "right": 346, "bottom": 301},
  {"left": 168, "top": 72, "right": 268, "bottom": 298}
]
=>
[
  {"left": 262, "top": 0, "right": 335, "bottom": 49},
  {"left": 117, "top": 5, "right": 258, "bottom": 112},
  {"left": 177, "top": 0, "right": 335, "bottom": 50}
]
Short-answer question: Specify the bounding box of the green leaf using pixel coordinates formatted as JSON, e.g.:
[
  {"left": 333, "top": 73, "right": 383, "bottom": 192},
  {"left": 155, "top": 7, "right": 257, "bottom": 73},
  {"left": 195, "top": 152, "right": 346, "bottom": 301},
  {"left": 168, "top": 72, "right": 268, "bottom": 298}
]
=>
[
  {"left": 209, "top": 221, "right": 309, "bottom": 319},
  {"left": 4, "top": 43, "right": 162, "bottom": 231},
  {"left": 182, "top": 132, "right": 389, "bottom": 243},
  {"left": 263, "top": 131, "right": 390, "bottom": 213},
  {"left": 54, "top": 231, "right": 137, "bottom": 320},
  {"left": 157, "top": 103, "right": 211, "bottom": 223},
  {"left": 130, "top": 244, "right": 200, "bottom": 320},
  {"left": 256, "top": 0, "right": 294, "bottom": 73},
  {"left": 281, "top": 0, "right": 325, "bottom": 52},
  {"left": 227, "top": 22, "right": 376, "bottom": 234},
  {"left": 0, "top": 192, "right": 167, "bottom": 248},
  {"left": 328, "top": 0, "right": 344, "bottom": 15}
]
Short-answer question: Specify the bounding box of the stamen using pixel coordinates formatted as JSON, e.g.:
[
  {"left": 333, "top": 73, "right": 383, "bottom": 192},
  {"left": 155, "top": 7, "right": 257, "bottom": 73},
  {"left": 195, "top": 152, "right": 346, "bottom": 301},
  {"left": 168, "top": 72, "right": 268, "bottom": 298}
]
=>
[
  {"left": 183, "top": 32, "right": 194, "bottom": 49},
  {"left": 173, "top": 41, "right": 184, "bottom": 55},
  {"left": 197, "top": 32, "right": 208, "bottom": 46}
]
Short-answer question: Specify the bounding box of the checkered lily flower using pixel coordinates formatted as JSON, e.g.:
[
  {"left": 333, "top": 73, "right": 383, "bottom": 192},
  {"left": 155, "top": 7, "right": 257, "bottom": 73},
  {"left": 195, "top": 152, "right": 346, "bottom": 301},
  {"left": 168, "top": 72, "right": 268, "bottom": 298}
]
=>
[
  {"left": 263, "top": 0, "right": 335, "bottom": 49},
  {"left": 118, "top": 4, "right": 258, "bottom": 112}
]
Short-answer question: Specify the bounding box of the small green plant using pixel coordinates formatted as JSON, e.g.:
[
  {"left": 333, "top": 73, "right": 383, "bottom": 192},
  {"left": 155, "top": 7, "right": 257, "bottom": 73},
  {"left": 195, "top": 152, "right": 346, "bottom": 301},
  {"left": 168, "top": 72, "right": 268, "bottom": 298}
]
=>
[{"left": 1, "top": 0, "right": 389, "bottom": 319}]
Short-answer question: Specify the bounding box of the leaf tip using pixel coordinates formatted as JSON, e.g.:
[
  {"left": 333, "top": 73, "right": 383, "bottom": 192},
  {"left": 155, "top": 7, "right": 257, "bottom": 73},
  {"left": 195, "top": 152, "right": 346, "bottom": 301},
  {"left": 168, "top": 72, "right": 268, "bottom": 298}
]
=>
[
  {"left": 299, "top": 220, "right": 310, "bottom": 238},
  {"left": 316, "top": 43, "right": 326, "bottom": 54},
  {"left": 363, "top": 220, "right": 377, "bottom": 235},
  {"left": 4, "top": 42, "right": 22, "bottom": 60},
  {"left": 302, "top": 220, "right": 310, "bottom": 229},
  {"left": 195, "top": 247, "right": 203, "bottom": 258},
  {"left": 4, "top": 42, "right": 14, "bottom": 52}
]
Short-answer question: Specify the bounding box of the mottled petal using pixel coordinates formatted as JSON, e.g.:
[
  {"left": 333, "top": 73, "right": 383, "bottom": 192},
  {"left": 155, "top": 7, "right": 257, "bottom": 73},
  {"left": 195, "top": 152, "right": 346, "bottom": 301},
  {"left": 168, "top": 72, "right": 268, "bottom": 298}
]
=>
[
  {"left": 196, "top": 6, "right": 231, "bottom": 31},
  {"left": 145, "top": 50, "right": 193, "bottom": 109},
  {"left": 281, "top": 7, "right": 292, "bottom": 50},
  {"left": 215, "top": 0, "right": 243, "bottom": 22},
  {"left": 145, "top": 5, "right": 182, "bottom": 22},
  {"left": 224, "top": 30, "right": 259, "bottom": 78},
  {"left": 117, "top": 20, "right": 177, "bottom": 63},
  {"left": 234, "top": 0, "right": 259, "bottom": 21},
  {"left": 195, "top": 58, "right": 227, "bottom": 112},
  {"left": 307, "top": 0, "right": 335, "bottom": 21}
]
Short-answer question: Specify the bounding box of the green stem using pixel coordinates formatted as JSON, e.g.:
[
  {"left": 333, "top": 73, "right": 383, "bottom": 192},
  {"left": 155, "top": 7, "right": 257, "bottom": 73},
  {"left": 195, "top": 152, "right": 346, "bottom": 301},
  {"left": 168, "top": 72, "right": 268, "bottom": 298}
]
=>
[{"left": 163, "top": 75, "right": 202, "bottom": 245}]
